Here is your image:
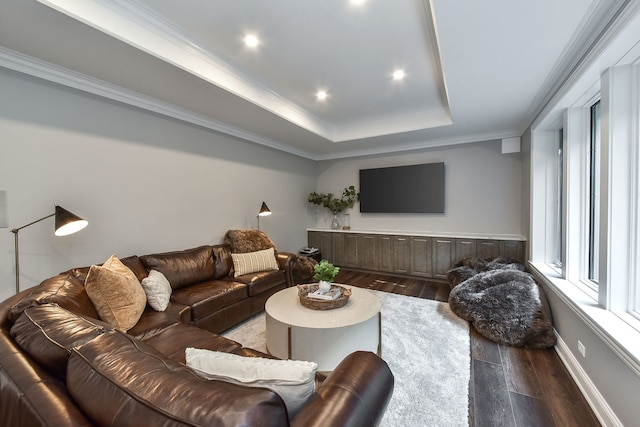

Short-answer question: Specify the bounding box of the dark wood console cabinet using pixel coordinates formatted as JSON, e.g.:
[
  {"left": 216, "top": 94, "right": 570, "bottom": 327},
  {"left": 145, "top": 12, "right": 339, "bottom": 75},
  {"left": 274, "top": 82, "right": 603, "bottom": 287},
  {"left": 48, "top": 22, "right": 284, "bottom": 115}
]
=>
[{"left": 308, "top": 229, "right": 525, "bottom": 280}]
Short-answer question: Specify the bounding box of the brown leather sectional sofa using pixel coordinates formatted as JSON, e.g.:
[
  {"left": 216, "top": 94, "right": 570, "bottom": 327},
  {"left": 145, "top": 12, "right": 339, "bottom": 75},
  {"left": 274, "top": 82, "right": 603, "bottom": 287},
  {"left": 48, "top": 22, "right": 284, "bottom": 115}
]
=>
[{"left": 0, "top": 242, "right": 394, "bottom": 426}]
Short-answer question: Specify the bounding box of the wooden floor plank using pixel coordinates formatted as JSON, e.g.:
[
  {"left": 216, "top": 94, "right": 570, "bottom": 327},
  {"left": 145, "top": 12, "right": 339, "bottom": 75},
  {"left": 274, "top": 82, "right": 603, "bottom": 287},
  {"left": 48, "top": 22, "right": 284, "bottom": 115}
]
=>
[
  {"left": 473, "top": 359, "right": 516, "bottom": 427},
  {"left": 471, "top": 327, "right": 502, "bottom": 365},
  {"left": 528, "top": 348, "right": 600, "bottom": 427},
  {"left": 509, "top": 392, "right": 556, "bottom": 427},
  {"left": 499, "top": 345, "right": 546, "bottom": 399}
]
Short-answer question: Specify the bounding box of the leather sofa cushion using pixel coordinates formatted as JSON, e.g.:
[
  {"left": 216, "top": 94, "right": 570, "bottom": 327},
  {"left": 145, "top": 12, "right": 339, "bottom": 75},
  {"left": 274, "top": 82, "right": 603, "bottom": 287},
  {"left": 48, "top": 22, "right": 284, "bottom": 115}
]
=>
[
  {"left": 0, "top": 331, "right": 95, "bottom": 427},
  {"left": 8, "top": 272, "right": 99, "bottom": 323},
  {"left": 127, "top": 302, "right": 191, "bottom": 337},
  {"left": 212, "top": 245, "right": 233, "bottom": 279},
  {"left": 170, "top": 280, "right": 247, "bottom": 321},
  {"left": 140, "top": 245, "right": 215, "bottom": 290},
  {"left": 10, "top": 304, "right": 110, "bottom": 380},
  {"left": 67, "top": 330, "right": 288, "bottom": 427},
  {"left": 232, "top": 270, "right": 287, "bottom": 297},
  {"left": 68, "top": 255, "right": 149, "bottom": 284},
  {"left": 140, "top": 323, "right": 242, "bottom": 364}
]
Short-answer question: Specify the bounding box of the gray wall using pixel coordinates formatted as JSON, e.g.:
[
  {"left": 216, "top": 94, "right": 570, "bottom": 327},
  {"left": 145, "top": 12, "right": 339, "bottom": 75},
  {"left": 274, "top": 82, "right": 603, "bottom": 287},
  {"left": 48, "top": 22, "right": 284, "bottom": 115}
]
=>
[
  {"left": 314, "top": 140, "right": 523, "bottom": 236},
  {"left": 0, "top": 68, "right": 317, "bottom": 300}
]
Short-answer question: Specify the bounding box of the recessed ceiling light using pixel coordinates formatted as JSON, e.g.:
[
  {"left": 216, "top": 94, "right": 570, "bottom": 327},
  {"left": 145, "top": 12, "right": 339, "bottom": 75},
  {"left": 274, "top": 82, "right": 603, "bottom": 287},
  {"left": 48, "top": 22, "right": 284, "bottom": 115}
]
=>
[
  {"left": 351, "top": 0, "right": 366, "bottom": 5},
  {"left": 244, "top": 34, "right": 259, "bottom": 48},
  {"left": 316, "top": 90, "right": 328, "bottom": 100},
  {"left": 392, "top": 69, "right": 406, "bottom": 81}
]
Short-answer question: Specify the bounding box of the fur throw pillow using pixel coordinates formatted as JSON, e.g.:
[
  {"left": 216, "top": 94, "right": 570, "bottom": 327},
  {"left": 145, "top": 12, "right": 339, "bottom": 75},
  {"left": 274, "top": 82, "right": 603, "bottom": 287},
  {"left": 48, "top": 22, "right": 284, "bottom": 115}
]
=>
[
  {"left": 224, "top": 229, "right": 277, "bottom": 253},
  {"left": 448, "top": 269, "right": 556, "bottom": 349}
]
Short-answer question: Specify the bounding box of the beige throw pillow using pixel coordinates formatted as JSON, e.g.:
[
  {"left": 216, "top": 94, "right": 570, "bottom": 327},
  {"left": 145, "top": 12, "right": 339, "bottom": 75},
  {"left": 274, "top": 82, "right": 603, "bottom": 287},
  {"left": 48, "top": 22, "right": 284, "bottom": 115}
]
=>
[
  {"left": 85, "top": 255, "right": 147, "bottom": 331},
  {"left": 231, "top": 247, "right": 279, "bottom": 277}
]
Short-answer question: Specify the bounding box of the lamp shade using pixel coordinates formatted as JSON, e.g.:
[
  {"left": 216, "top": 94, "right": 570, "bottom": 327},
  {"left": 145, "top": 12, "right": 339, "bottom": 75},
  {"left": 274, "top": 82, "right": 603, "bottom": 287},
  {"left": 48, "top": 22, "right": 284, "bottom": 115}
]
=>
[
  {"left": 54, "top": 205, "right": 88, "bottom": 236},
  {"left": 258, "top": 202, "right": 272, "bottom": 217}
]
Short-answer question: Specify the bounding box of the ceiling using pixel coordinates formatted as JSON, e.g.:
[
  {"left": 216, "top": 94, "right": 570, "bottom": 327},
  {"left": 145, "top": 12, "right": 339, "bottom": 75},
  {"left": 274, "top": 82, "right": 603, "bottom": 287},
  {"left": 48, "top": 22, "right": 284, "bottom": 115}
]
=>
[{"left": 0, "top": 0, "right": 628, "bottom": 159}]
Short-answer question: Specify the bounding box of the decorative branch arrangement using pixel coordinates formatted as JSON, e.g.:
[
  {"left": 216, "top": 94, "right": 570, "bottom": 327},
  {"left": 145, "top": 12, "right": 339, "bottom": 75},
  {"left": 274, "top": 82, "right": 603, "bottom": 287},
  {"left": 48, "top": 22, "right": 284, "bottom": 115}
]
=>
[{"left": 307, "top": 185, "right": 360, "bottom": 215}]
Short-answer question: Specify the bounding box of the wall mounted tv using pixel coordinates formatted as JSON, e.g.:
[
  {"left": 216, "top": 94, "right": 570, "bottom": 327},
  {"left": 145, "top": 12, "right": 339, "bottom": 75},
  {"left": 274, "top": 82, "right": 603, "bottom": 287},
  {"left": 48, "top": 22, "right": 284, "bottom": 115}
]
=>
[{"left": 359, "top": 162, "right": 445, "bottom": 213}]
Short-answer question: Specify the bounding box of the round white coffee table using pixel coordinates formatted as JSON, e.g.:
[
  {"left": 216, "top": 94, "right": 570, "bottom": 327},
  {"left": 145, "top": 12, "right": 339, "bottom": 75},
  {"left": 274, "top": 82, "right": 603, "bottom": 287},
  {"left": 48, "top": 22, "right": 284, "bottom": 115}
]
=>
[{"left": 265, "top": 285, "right": 381, "bottom": 371}]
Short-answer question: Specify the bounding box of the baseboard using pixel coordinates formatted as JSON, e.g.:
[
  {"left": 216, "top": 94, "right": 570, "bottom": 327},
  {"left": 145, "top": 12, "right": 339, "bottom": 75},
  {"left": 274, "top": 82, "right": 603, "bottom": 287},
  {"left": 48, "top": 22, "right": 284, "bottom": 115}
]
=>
[{"left": 554, "top": 332, "right": 623, "bottom": 427}]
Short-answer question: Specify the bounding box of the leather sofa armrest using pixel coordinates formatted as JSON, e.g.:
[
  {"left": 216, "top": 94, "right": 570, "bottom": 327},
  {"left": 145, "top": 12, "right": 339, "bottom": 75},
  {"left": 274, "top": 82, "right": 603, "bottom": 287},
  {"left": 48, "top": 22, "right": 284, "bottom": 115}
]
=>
[
  {"left": 276, "top": 252, "right": 296, "bottom": 287},
  {"left": 291, "top": 351, "right": 394, "bottom": 427}
]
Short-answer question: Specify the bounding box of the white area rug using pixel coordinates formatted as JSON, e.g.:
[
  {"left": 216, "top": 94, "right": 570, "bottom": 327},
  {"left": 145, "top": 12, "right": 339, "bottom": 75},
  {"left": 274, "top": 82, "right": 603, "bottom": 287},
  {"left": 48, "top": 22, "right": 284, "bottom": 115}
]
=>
[{"left": 222, "top": 290, "right": 470, "bottom": 427}]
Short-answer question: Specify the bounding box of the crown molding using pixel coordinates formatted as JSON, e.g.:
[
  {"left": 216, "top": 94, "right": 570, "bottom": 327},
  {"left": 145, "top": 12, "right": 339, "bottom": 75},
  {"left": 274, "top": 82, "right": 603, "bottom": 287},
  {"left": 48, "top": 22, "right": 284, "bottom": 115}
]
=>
[
  {"left": 0, "top": 47, "right": 317, "bottom": 160},
  {"left": 521, "top": 0, "right": 635, "bottom": 134},
  {"left": 315, "top": 129, "right": 520, "bottom": 161}
]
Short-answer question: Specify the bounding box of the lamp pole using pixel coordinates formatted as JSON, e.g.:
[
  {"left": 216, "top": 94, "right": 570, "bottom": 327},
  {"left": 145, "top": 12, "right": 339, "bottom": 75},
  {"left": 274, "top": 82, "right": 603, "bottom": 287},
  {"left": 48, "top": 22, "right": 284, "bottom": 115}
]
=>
[{"left": 11, "top": 213, "right": 55, "bottom": 294}]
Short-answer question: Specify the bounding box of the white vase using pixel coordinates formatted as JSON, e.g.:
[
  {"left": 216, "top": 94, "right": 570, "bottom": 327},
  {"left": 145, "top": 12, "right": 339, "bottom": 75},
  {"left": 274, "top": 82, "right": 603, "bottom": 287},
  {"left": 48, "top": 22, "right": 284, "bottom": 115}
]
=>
[{"left": 318, "top": 280, "right": 332, "bottom": 293}]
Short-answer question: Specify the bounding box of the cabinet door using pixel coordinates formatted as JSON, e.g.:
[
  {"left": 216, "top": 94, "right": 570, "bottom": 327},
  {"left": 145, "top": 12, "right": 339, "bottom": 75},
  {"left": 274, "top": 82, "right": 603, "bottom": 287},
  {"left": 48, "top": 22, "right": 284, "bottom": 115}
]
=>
[
  {"left": 331, "top": 233, "right": 344, "bottom": 266},
  {"left": 454, "top": 239, "right": 476, "bottom": 262},
  {"left": 393, "top": 236, "right": 411, "bottom": 274},
  {"left": 320, "top": 232, "right": 333, "bottom": 262},
  {"left": 343, "top": 234, "right": 359, "bottom": 268},
  {"left": 307, "top": 231, "right": 321, "bottom": 251},
  {"left": 477, "top": 239, "right": 500, "bottom": 260},
  {"left": 378, "top": 235, "right": 394, "bottom": 272},
  {"left": 500, "top": 240, "right": 524, "bottom": 262},
  {"left": 432, "top": 238, "right": 454, "bottom": 279},
  {"left": 359, "top": 234, "right": 378, "bottom": 270},
  {"left": 410, "top": 236, "right": 432, "bottom": 277}
]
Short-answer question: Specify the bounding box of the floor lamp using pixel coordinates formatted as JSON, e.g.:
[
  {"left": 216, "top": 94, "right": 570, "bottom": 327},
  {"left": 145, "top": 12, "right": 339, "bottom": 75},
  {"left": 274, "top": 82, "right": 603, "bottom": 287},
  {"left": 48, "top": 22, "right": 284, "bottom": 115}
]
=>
[
  {"left": 257, "top": 201, "right": 272, "bottom": 230},
  {"left": 11, "top": 205, "right": 88, "bottom": 294}
]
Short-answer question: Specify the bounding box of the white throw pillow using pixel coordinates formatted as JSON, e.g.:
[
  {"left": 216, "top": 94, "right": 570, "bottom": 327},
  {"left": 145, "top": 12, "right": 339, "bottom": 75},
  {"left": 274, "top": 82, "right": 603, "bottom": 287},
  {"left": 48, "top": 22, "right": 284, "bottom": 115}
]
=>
[
  {"left": 231, "top": 247, "right": 279, "bottom": 277},
  {"left": 185, "top": 348, "right": 317, "bottom": 418},
  {"left": 141, "top": 270, "right": 172, "bottom": 311}
]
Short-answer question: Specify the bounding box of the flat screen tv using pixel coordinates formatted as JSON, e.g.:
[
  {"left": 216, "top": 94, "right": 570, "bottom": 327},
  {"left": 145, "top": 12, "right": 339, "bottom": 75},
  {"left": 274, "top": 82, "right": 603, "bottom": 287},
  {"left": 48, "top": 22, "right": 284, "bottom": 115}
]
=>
[{"left": 359, "top": 162, "right": 445, "bottom": 213}]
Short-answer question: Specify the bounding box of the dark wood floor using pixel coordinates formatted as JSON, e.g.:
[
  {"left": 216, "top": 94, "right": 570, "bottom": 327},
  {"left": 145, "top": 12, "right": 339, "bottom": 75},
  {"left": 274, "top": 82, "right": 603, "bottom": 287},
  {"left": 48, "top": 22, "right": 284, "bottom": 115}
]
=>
[{"left": 335, "top": 269, "right": 601, "bottom": 427}]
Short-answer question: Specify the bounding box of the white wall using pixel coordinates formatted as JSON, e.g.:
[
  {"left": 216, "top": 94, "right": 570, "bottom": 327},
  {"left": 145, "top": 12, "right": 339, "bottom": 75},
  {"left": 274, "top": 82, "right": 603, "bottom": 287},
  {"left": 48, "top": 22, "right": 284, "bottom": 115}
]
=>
[
  {"left": 314, "top": 140, "right": 523, "bottom": 235},
  {"left": 0, "top": 68, "right": 317, "bottom": 300}
]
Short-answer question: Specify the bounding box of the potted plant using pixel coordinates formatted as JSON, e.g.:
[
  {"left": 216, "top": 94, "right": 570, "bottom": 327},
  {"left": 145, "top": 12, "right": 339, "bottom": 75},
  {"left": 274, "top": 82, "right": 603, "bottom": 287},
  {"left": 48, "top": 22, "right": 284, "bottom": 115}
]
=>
[
  {"left": 313, "top": 259, "right": 340, "bottom": 292},
  {"left": 308, "top": 185, "right": 360, "bottom": 229}
]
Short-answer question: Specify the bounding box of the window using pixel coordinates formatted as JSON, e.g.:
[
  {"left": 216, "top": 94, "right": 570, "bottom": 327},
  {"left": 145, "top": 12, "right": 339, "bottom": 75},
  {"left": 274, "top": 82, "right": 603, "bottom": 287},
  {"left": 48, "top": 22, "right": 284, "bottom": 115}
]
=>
[
  {"left": 587, "top": 101, "right": 600, "bottom": 288},
  {"left": 554, "top": 128, "right": 564, "bottom": 268},
  {"left": 530, "top": 63, "right": 640, "bottom": 371}
]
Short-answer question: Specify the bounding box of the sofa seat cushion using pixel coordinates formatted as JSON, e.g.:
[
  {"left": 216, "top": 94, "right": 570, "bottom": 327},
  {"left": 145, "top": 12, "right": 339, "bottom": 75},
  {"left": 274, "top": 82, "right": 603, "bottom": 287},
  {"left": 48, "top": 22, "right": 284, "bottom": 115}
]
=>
[
  {"left": 232, "top": 270, "right": 287, "bottom": 297},
  {"left": 140, "top": 323, "right": 242, "bottom": 364},
  {"left": 140, "top": 245, "right": 216, "bottom": 290},
  {"left": 127, "top": 302, "right": 191, "bottom": 337},
  {"left": 67, "top": 330, "right": 288, "bottom": 427},
  {"left": 10, "top": 304, "right": 110, "bottom": 380},
  {"left": 170, "top": 280, "right": 248, "bottom": 321},
  {"left": 9, "top": 272, "right": 98, "bottom": 323}
]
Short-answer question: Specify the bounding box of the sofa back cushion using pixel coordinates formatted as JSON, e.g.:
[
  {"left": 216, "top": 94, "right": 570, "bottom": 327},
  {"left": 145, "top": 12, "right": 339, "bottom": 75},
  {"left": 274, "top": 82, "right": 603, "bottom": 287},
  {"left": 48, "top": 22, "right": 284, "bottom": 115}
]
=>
[
  {"left": 140, "top": 245, "right": 215, "bottom": 290},
  {"left": 9, "top": 272, "right": 99, "bottom": 324},
  {"left": 68, "top": 255, "right": 149, "bottom": 284},
  {"left": 10, "top": 304, "right": 110, "bottom": 380},
  {"left": 67, "top": 330, "right": 289, "bottom": 427},
  {"left": 212, "top": 244, "right": 233, "bottom": 279}
]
